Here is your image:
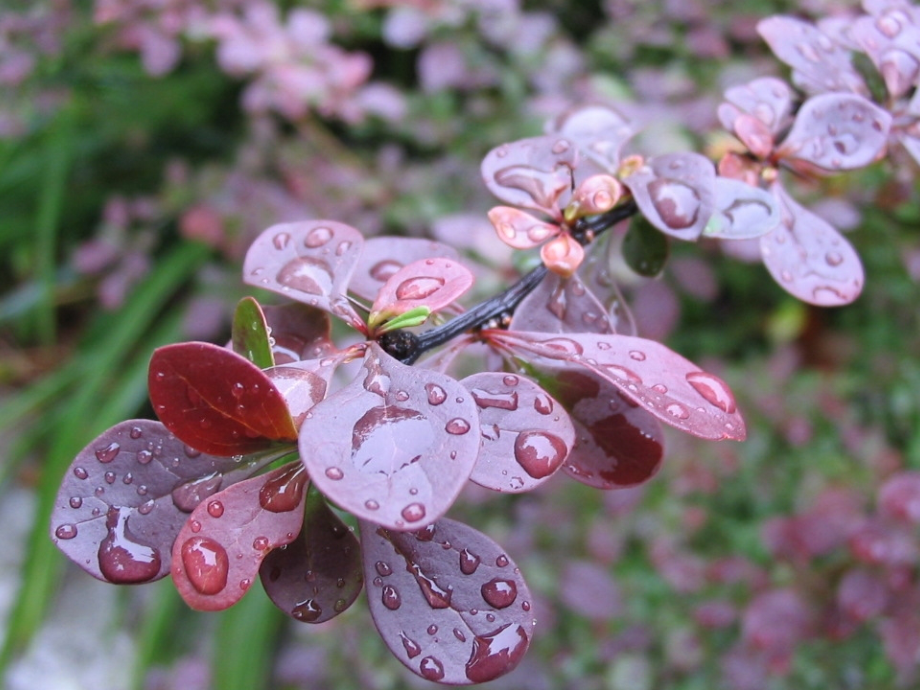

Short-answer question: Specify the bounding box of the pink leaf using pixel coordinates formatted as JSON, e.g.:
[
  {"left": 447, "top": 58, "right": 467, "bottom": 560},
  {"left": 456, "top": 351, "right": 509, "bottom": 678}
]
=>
[
  {"left": 486, "top": 206, "right": 559, "bottom": 250},
  {"left": 704, "top": 177, "right": 781, "bottom": 240},
  {"left": 350, "top": 237, "right": 461, "bottom": 304},
  {"left": 370, "top": 257, "right": 474, "bottom": 324}
]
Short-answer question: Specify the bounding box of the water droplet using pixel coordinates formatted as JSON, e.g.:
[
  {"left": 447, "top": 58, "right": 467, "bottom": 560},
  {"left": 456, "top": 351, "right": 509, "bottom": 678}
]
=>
[
  {"left": 122, "top": 472, "right": 133, "bottom": 485},
  {"left": 129, "top": 426, "right": 143, "bottom": 439},
  {"left": 276, "top": 257, "right": 333, "bottom": 295},
  {"left": 273, "top": 232, "right": 291, "bottom": 250},
  {"left": 522, "top": 600, "right": 531, "bottom": 612},
  {"left": 138, "top": 499, "right": 155, "bottom": 515},
  {"left": 685, "top": 371, "right": 737, "bottom": 414},
  {"left": 365, "top": 499, "right": 380, "bottom": 511},
  {"left": 95, "top": 442, "right": 121, "bottom": 463},
  {"left": 513, "top": 430, "right": 566, "bottom": 479},
  {"left": 370, "top": 259, "right": 401, "bottom": 282},
  {"left": 415, "top": 524, "right": 437, "bottom": 541},
  {"left": 651, "top": 383, "right": 668, "bottom": 394},
  {"left": 603, "top": 364, "right": 643, "bottom": 384},
  {"left": 445, "top": 418, "right": 471, "bottom": 435},
  {"left": 407, "top": 563, "right": 453, "bottom": 608},
  {"left": 425, "top": 383, "right": 447, "bottom": 405},
  {"left": 471, "top": 387, "right": 519, "bottom": 411},
  {"left": 172, "top": 473, "right": 222, "bottom": 512},
  {"left": 401, "top": 503, "right": 426, "bottom": 523},
  {"left": 68, "top": 496, "right": 83, "bottom": 509},
  {"left": 460, "top": 549, "right": 481, "bottom": 575},
  {"left": 55, "top": 524, "right": 77, "bottom": 540},
  {"left": 98, "top": 509, "right": 162, "bottom": 584},
  {"left": 419, "top": 656, "right": 445, "bottom": 681},
  {"left": 137, "top": 485, "right": 148, "bottom": 496},
  {"left": 73, "top": 467, "right": 88, "bottom": 480},
  {"left": 136, "top": 449, "right": 153, "bottom": 464},
  {"left": 202, "top": 500, "right": 223, "bottom": 518},
  {"left": 375, "top": 560, "right": 392, "bottom": 576},
  {"left": 649, "top": 178, "right": 701, "bottom": 230},
  {"left": 335, "top": 240, "right": 352, "bottom": 256},
  {"left": 826, "top": 251, "right": 843, "bottom": 267},
  {"left": 333, "top": 598, "right": 347, "bottom": 612},
  {"left": 666, "top": 402, "right": 690, "bottom": 420},
  {"left": 395, "top": 390, "right": 410, "bottom": 402},
  {"left": 180, "top": 536, "right": 229, "bottom": 595},
  {"left": 496, "top": 555, "right": 509, "bottom": 567},
  {"left": 252, "top": 536, "right": 270, "bottom": 551},
  {"left": 292, "top": 598, "right": 323, "bottom": 622},
  {"left": 304, "top": 226, "right": 333, "bottom": 248},
  {"left": 427, "top": 624, "right": 438, "bottom": 635},
  {"left": 481, "top": 578, "right": 518, "bottom": 609},
  {"left": 395, "top": 276, "right": 445, "bottom": 301},
  {"left": 382, "top": 584, "right": 401, "bottom": 610},
  {"left": 397, "top": 632, "right": 421, "bottom": 659},
  {"left": 259, "top": 464, "right": 308, "bottom": 512},
  {"left": 465, "top": 624, "right": 529, "bottom": 683},
  {"left": 628, "top": 350, "right": 646, "bottom": 361}
]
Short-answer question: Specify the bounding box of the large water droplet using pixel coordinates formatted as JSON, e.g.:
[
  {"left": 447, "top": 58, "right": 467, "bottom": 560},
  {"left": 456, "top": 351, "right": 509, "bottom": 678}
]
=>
[
  {"left": 172, "top": 473, "right": 222, "bottom": 512},
  {"left": 259, "top": 464, "right": 308, "bottom": 512},
  {"left": 181, "top": 536, "right": 230, "bottom": 595},
  {"left": 304, "top": 226, "right": 333, "bottom": 248},
  {"left": 648, "top": 178, "right": 701, "bottom": 229},
  {"left": 465, "top": 624, "right": 529, "bottom": 683},
  {"left": 685, "top": 371, "right": 737, "bottom": 414},
  {"left": 292, "top": 598, "right": 323, "bottom": 622},
  {"left": 95, "top": 442, "right": 121, "bottom": 463},
  {"left": 460, "top": 549, "right": 481, "bottom": 575},
  {"left": 395, "top": 276, "right": 445, "bottom": 301},
  {"left": 420, "top": 656, "right": 445, "bottom": 681},
  {"left": 98, "top": 509, "right": 162, "bottom": 584},
  {"left": 276, "top": 257, "right": 333, "bottom": 295},
  {"left": 400, "top": 632, "right": 422, "bottom": 659},
  {"left": 445, "top": 418, "right": 471, "bottom": 435},
  {"left": 425, "top": 383, "right": 447, "bottom": 406},
  {"left": 513, "top": 430, "right": 567, "bottom": 479},
  {"left": 481, "top": 578, "right": 518, "bottom": 609},
  {"left": 382, "top": 584, "right": 401, "bottom": 610}
]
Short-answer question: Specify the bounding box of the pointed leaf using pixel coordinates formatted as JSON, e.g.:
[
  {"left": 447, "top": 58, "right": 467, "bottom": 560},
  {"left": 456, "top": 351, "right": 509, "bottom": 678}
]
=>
[
  {"left": 262, "top": 302, "right": 335, "bottom": 363},
  {"left": 760, "top": 183, "right": 865, "bottom": 306},
  {"left": 232, "top": 297, "right": 275, "bottom": 369},
  {"left": 778, "top": 93, "right": 892, "bottom": 172},
  {"left": 704, "top": 177, "right": 781, "bottom": 240},
  {"left": 51, "top": 420, "right": 254, "bottom": 584},
  {"left": 481, "top": 135, "right": 578, "bottom": 214},
  {"left": 510, "top": 272, "right": 614, "bottom": 335},
  {"left": 369, "top": 257, "right": 474, "bottom": 330},
  {"left": 302, "top": 343, "right": 480, "bottom": 530},
  {"left": 360, "top": 518, "right": 536, "bottom": 685},
  {"left": 487, "top": 206, "right": 560, "bottom": 250},
  {"left": 260, "top": 485, "right": 363, "bottom": 623},
  {"left": 460, "top": 372, "right": 575, "bottom": 493},
  {"left": 623, "top": 215, "right": 671, "bottom": 277},
  {"left": 350, "top": 237, "right": 461, "bottom": 304},
  {"left": 243, "top": 220, "right": 366, "bottom": 331},
  {"left": 171, "top": 462, "right": 308, "bottom": 611},
  {"left": 549, "top": 104, "right": 635, "bottom": 173},
  {"left": 486, "top": 331, "right": 746, "bottom": 441},
  {"left": 621, "top": 152, "right": 716, "bottom": 241}
]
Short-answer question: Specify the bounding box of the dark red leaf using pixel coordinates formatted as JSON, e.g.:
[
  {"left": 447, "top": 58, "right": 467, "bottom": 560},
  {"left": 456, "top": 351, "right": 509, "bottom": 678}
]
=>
[
  {"left": 510, "top": 272, "right": 614, "bottom": 335},
  {"left": 262, "top": 302, "right": 335, "bottom": 364},
  {"left": 260, "top": 486, "right": 363, "bottom": 623},
  {"left": 369, "top": 257, "right": 474, "bottom": 328},
  {"left": 460, "top": 372, "right": 575, "bottom": 493},
  {"left": 149, "top": 342, "right": 297, "bottom": 456},
  {"left": 243, "top": 220, "right": 366, "bottom": 331},
  {"left": 302, "top": 343, "right": 480, "bottom": 530},
  {"left": 350, "top": 237, "right": 461, "bottom": 305},
  {"left": 360, "top": 518, "right": 536, "bottom": 685},
  {"left": 51, "top": 420, "right": 254, "bottom": 584},
  {"left": 171, "top": 462, "right": 308, "bottom": 611}
]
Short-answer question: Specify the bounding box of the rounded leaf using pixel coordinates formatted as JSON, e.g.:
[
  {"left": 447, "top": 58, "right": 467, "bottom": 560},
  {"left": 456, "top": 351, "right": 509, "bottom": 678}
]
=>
[
  {"left": 720, "top": 77, "right": 794, "bottom": 137},
  {"left": 369, "top": 257, "right": 475, "bottom": 329},
  {"left": 487, "top": 206, "right": 560, "bottom": 250},
  {"left": 350, "top": 237, "right": 461, "bottom": 305},
  {"left": 481, "top": 135, "right": 577, "bottom": 214},
  {"left": 622, "top": 215, "right": 670, "bottom": 277},
  {"left": 262, "top": 302, "right": 335, "bottom": 363},
  {"left": 231, "top": 297, "right": 274, "bottom": 369},
  {"left": 549, "top": 104, "right": 635, "bottom": 173},
  {"left": 704, "top": 178, "right": 781, "bottom": 240}
]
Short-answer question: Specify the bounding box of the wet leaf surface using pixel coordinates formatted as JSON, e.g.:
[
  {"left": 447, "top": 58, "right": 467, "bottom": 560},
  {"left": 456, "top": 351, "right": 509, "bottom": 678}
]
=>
[
  {"left": 260, "top": 486, "right": 363, "bottom": 623},
  {"left": 360, "top": 518, "right": 535, "bottom": 685},
  {"left": 302, "top": 343, "right": 481, "bottom": 530},
  {"left": 510, "top": 272, "right": 614, "bottom": 335},
  {"left": 262, "top": 302, "right": 335, "bottom": 364},
  {"left": 51, "top": 420, "right": 254, "bottom": 584},
  {"left": 350, "top": 237, "right": 461, "bottom": 305},
  {"left": 231, "top": 297, "right": 274, "bottom": 370},
  {"left": 760, "top": 183, "right": 864, "bottom": 306},
  {"left": 243, "top": 220, "right": 366, "bottom": 331},
  {"left": 171, "top": 462, "right": 308, "bottom": 611},
  {"left": 369, "top": 257, "right": 474, "bottom": 329},
  {"left": 149, "top": 342, "right": 297, "bottom": 456},
  {"left": 461, "top": 372, "right": 575, "bottom": 493},
  {"left": 487, "top": 206, "right": 560, "bottom": 250},
  {"left": 704, "top": 177, "right": 781, "bottom": 240}
]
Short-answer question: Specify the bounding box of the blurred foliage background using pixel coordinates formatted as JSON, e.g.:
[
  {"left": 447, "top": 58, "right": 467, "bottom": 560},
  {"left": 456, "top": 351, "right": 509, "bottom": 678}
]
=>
[{"left": 2, "top": 0, "right": 920, "bottom": 688}]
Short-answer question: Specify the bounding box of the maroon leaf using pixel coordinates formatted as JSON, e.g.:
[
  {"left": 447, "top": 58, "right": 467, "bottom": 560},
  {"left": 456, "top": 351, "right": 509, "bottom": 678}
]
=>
[
  {"left": 51, "top": 420, "right": 254, "bottom": 584},
  {"left": 262, "top": 303, "right": 335, "bottom": 364},
  {"left": 302, "top": 343, "right": 481, "bottom": 530},
  {"left": 760, "top": 183, "right": 864, "bottom": 306},
  {"left": 243, "top": 220, "right": 366, "bottom": 331},
  {"left": 360, "top": 518, "right": 536, "bottom": 685},
  {"left": 480, "top": 135, "right": 578, "bottom": 215},
  {"left": 549, "top": 103, "right": 635, "bottom": 173},
  {"left": 260, "top": 486, "right": 363, "bottom": 623},
  {"left": 703, "top": 177, "right": 781, "bottom": 240},
  {"left": 350, "top": 237, "right": 461, "bottom": 304},
  {"left": 718, "top": 77, "right": 794, "bottom": 138},
  {"left": 621, "top": 152, "right": 716, "bottom": 241},
  {"left": 171, "top": 462, "right": 308, "bottom": 611},
  {"left": 510, "top": 272, "right": 614, "bottom": 335},
  {"left": 264, "top": 360, "right": 332, "bottom": 429},
  {"left": 486, "top": 330, "right": 746, "bottom": 441},
  {"left": 149, "top": 342, "right": 297, "bottom": 456},
  {"left": 460, "top": 372, "right": 575, "bottom": 493},
  {"left": 369, "top": 257, "right": 475, "bottom": 326},
  {"left": 777, "top": 93, "right": 892, "bottom": 172}
]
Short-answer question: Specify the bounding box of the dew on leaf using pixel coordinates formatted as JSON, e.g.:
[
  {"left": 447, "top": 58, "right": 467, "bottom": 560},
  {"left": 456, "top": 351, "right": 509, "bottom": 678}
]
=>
[
  {"left": 666, "top": 402, "right": 690, "bottom": 420},
  {"left": 445, "top": 418, "right": 472, "bottom": 435},
  {"left": 375, "top": 560, "right": 392, "bottom": 576},
  {"left": 471, "top": 388, "right": 519, "bottom": 411},
  {"left": 292, "top": 598, "right": 323, "bottom": 622},
  {"left": 395, "top": 276, "right": 446, "bottom": 301},
  {"left": 138, "top": 499, "right": 155, "bottom": 515},
  {"left": 465, "top": 624, "right": 529, "bottom": 683},
  {"left": 55, "top": 524, "right": 77, "bottom": 540},
  {"left": 425, "top": 383, "right": 447, "bottom": 405},
  {"left": 401, "top": 503, "right": 426, "bottom": 523},
  {"left": 180, "top": 536, "right": 229, "bottom": 595},
  {"left": 325, "top": 467, "right": 344, "bottom": 480},
  {"left": 253, "top": 536, "right": 270, "bottom": 551},
  {"left": 482, "top": 578, "right": 518, "bottom": 609},
  {"left": 276, "top": 257, "right": 333, "bottom": 295},
  {"left": 104, "top": 471, "right": 116, "bottom": 484},
  {"left": 415, "top": 524, "right": 437, "bottom": 541},
  {"left": 272, "top": 232, "right": 291, "bottom": 250},
  {"left": 427, "top": 624, "right": 438, "bottom": 635},
  {"left": 685, "top": 371, "right": 737, "bottom": 414},
  {"left": 95, "top": 442, "right": 121, "bottom": 463},
  {"left": 408, "top": 563, "right": 453, "bottom": 608},
  {"left": 513, "top": 430, "right": 567, "bottom": 479},
  {"left": 382, "top": 584, "right": 401, "bottom": 610},
  {"left": 533, "top": 394, "right": 553, "bottom": 415},
  {"left": 206, "top": 500, "right": 224, "bottom": 518},
  {"left": 259, "top": 463, "right": 307, "bottom": 513},
  {"left": 365, "top": 500, "right": 380, "bottom": 511},
  {"left": 129, "top": 426, "right": 143, "bottom": 439},
  {"left": 171, "top": 473, "right": 222, "bottom": 512},
  {"left": 648, "top": 178, "right": 701, "bottom": 229},
  {"left": 73, "top": 467, "right": 88, "bottom": 480},
  {"left": 460, "top": 548, "right": 481, "bottom": 575},
  {"left": 420, "top": 656, "right": 445, "bottom": 681},
  {"left": 98, "top": 509, "right": 162, "bottom": 584},
  {"left": 496, "top": 555, "right": 509, "bottom": 567},
  {"left": 400, "top": 632, "right": 422, "bottom": 659},
  {"left": 370, "top": 259, "right": 402, "bottom": 282},
  {"left": 304, "top": 226, "right": 333, "bottom": 248},
  {"left": 628, "top": 350, "right": 646, "bottom": 361},
  {"left": 68, "top": 496, "right": 82, "bottom": 509}
]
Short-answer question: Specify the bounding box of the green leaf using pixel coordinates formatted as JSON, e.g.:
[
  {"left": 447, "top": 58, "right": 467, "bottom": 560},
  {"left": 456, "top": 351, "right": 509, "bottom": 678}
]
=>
[
  {"left": 374, "top": 305, "right": 432, "bottom": 334},
  {"left": 622, "top": 214, "right": 670, "bottom": 277},
  {"left": 231, "top": 296, "right": 275, "bottom": 369}
]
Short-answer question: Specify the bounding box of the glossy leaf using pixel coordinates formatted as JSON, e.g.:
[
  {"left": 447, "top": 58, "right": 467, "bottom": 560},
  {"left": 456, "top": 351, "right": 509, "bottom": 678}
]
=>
[
  {"left": 171, "top": 462, "right": 308, "bottom": 611},
  {"left": 231, "top": 297, "right": 275, "bottom": 369},
  {"left": 461, "top": 372, "right": 575, "bottom": 493},
  {"left": 349, "top": 237, "right": 461, "bottom": 305},
  {"left": 778, "top": 93, "right": 892, "bottom": 172},
  {"left": 540, "top": 232, "right": 585, "bottom": 278},
  {"left": 704, "top": 178, "right": 781, "bottom": 240},
  {"left": 262, "top": 302, "right": 335, "bottom": 364},
  {"left": 302, "top": 343, "right": 481, "bottom": 530},
  {"left": 623, "top": 215, "right": 670, "bottom": 277},
  {"left": 565, "top": 174, "right": 623, "bottom": 220},
  {"left": 760, "top": 183, "right": 864, "bottom": 306},
  {"left": 549, "top": 103, "right": 635, "bottom": 173},
  {"left": 260, "top": 485, "right": 363, "bottom": 623},
  {"left": 264, "top": 360, "right": 332, "bottom": 429},
  {"left": 487, "top": 206, "right": 560, "bottom": 250},
  {"left": 369, "top": 257, "right": 475, "bottom": 330},
  {"left": 510, "top": 272, "right": 614, "bottom": 335},
  {"left": 51, "top": 420, "right": 253, "bottom": 585},
  {"left": 486, "top": 331, "right": 746, "bottom": 441},
  {"left": 480, "top": 135, "right": 577, "bottom": 215},
  {"left": 243, "top": 220, "right": 366, "bottom": 331},
  {"left": 718, "top": 77, "right": 794, "bottom": 137},
  {"left": 360, "top": 518, "right": 535, "bottom": 685},
  {"left": 621, "top": 152, "right": 716, "bottom": 241},
  {"left": 149, "top": 342, "right": 298, "bottom": 456}
]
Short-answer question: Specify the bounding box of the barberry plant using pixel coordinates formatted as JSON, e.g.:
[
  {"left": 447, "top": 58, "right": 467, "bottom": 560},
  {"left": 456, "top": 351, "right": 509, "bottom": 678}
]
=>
[{"left": 46, "top": 0, "right": 920, "bottom": 684}]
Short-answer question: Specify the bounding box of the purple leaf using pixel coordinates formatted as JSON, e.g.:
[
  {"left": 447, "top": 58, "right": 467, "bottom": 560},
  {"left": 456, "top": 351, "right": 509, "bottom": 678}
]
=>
[
  {"left": 718, "top": 77, "right": 794, "bottom": 137},
  {"left": 548, "top": 104, "right": 635, "bottom": 173},
  {"left": 302, "top": 343, "right": 480, "bottom": 530},
  {"left": 460, "top": 372, "right": 575, "bottom": 493},
  {"left": 260, "top": 486, "right": 363, "bottom": 623},
  {"left": 778, "top": 93, "right": 892, "bottom": 172},
  {"left": 850, "top": 13, "right": 920, "bottom": 98},
  {"left": 149, "top": 342, "right": 297, "bottom": 457},
  {"left": 264, "top": 360, "right": 332, "bottom": 429},
  {"left": 757, "top": 16, "right": 869, "bottom": 96},
  {"left": 171, "top": 462, "right": 308, "bottom": 611},
  {"left": 579, "top": 241, "right": 638, "bottom": 336},
  {"left": 486, "top": 331, "right": 746, "bottom": 441},
  {"left": 621, "top": 152, "right": 716, "bottom": 241},
  {"left": 480, "top": 135, "right": 578, "bottom": 215},
  {"left": 703, "top": 178, "right": 781, "bottom": 240},
  {"left": 369, "top": 257, "right": 474, "bottom": 327},
  {"left": 510, "top": 272, "right": 614, "bottom": 335},
  {"left": 760, "top": 183, "right": 864, "bottom": 306},
  {"left": 243, "top": 220, "right": 366, "bottom": 331},
  {"left": 51, "top": 420, "right": 253, "bottom": 584},
  {"left": 262, "top": 303, "right": 335, "bottom": 363},
  {"left": 350, "top": 237, "right": 461, "bottom": 305},
  {"left": 360, "top": 518, "right": 535, "bottom": 685}
]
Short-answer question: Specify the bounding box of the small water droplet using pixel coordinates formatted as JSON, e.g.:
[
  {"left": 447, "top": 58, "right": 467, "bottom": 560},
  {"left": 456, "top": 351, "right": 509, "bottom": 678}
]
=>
[
  {"left": 375, "top": 560, "right": 392, "bottom": 576},
  {"left": 415, "top": 524, "right": 437, "bottom": 541},
  {"left": 651, "top": 383, "right": 668, "bottom": 394},
  {"left": 138, "top": 499, "right": 155, "bottom": 515},
  {"left": 292, "top": 598, "right": 323, "bottom": 622},
  {"left": 333, "top": 598, "right": 347, "bottom": 612},
  {"left": 382, "top": 584, "right": 401, "bottom": 610},
  {"left": 826, "top": 251, "right": 843, "bottom": 267},
  {"left": 95, "top": 442, "right": 121, "bottom": 463},
  {"left": 666, "top": 402, "right": 690, "bottom": 420},
  {"left": 205, "top": 500, "right": 224, "bottom": 518},
  {"left": 628, "top": 350, "right": 646, "bottom": 361},
  {"left": 68, "top": 496, "right": 83, "bottom": 509},
  {"left": 253, "top": 536, "right": 270, "bottom": 551},
  {"left": 273, "top": 232, "right": 291, "bottom": 250},
  {"left": 129, "top": 426, "right": 143, "bottom": 439},
  {"left": 445, "top": 418, "right": 471, "bottom": 435},
  {"left": 73, "top": 467, "right": 88, "bottom": 480},
  {"left": 55, "top": 524, "right": 78, "bottom": 540},
  {"left": 181, "top": 536, "right": 229, "bottom": 595},
  {"left": 425, "top": 383, "right": 447, "bottom": 405},
  {"left": 460, "top": 549, "right": 481, "bottom": 575},
  {"left": 365, "top": 499, "right": 380, "bottom": 511},
  {"left": 481, "top": 578, "right": 518, "bottom": 609},
  {"left": 496, "top": 555, "right": 509, "bottom": 567},
  {"left": 325, "top": 467, "right": 344, "bottom": 480},
  {"left": 304, "top": 226, "right": 333, "bottom": 248},
  {"left": 401, "top": 503, "right": 426, "bottom": 523},
  {"left": 136, "top": 449, "right": 153, "bottom": 464},
  {"left": 427, "top": 624, "right": 439, "bottom": 635}
]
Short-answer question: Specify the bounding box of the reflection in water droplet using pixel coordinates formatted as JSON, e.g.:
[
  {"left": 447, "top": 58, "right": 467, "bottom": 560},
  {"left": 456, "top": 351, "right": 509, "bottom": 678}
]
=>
[
  {"left": 292, "top": 598, "right": 323, "bottom": 622},
  {"left": 69, "top": 496, "right": 83, "bottom": 509},
  {"left": 401, "top": 503, "right": 426, "bottom": 523},
  {"left": 460, "top": 549, "right": 481, "bottom": 575},
  {"left": 648, "top": 178, "right": 701, "bottom": 229},
  {"left": 207, "top": 500, "right": 224, "bottom": 518},
  {"left": 400, "top": 632, "right": 422, "bottom": 658},
  {"left": 395, "top": 276, "right": 446, "bottom": 301},
  {"left": 445, "top": 418, "right": 471, "bottom": 435},
  {"left": 129, "top": 426, "right": 143, "bottom": 439},
  {"left": 414, "top": 524, "right": 437, "bottom": 542},
  {"left": 425, "top": 383, "right": 447, "bottom": 406},
  {"left": 98, "top": 509, "right": 162, "bottom": 584},
  {"left": 471, "top": 388, "right": 519, "bottom": 411},
  {"left": 276, "top": 257, "right": 333, "bottom": 296},
  {"left": 685, "top": 371, "right": 737, "bottom": 414},
  {"left": 137, "top": 449, "right": 153, "bottom": 464},
  {"left": 273, "top": 232, "right": 291, "bottom": 250},
  {"left": 407, "top": 563, "right": 453, "bottom": 608},
  {"left": 325, "top": 467, "right": 344, "bottom": 480},
  {"left": 465, "top": 624, "right": 529, "bottom": 683},
  {"left": 259, "top": 464, "right": 308, "bottom": 512},
  {"left": 651, "top": 384, "right": 668, "bottom": 394},
  {"left": 496, "top": 555, "right": 509, "bottom": 567},
  {"left": 252, "top": 536, "right": 270, "bottom": 551},
  {"left": 375, "top": 560, "right": 392, "bottom": 576},
  {"left": 305, "top": 226, "right": 333, "bottom": 248},
  {"left": 74, "top": 467, "right": 88, "bottom": 479},
  {"left": 420, "top": 656, "right": 445, "bottom": 681},
  {"left": 533, "top": 394, "right": 553, "bottom": 415},
  {"left": 382, "top": 584, "right": 401, "bottom": 610},
  {"left": 181, "top": 536, "right": 229, "bottom": 595},
  {"left": 138, "top": 499, "right": 155, "bottom": 515},
  {"left": 104, "top": 471, "right": 116, "bottom": 484},
  {"left": 513, "top": 430, "right": 567, "bottom": 479},
  {"left": 427, "top": 624, "right": 438, "bottom": 635},
  {"left": 481, "top": 578, "right": 518, "bottom": 609},
  {"left": 55, "top": 524, "right": 78, "bottom": 540},
  {"left": 95, "top": 442, "right": 121, "bottom": 463},
  {"left": 666, "top": 402, "right": 690, "bottom": 420}
]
